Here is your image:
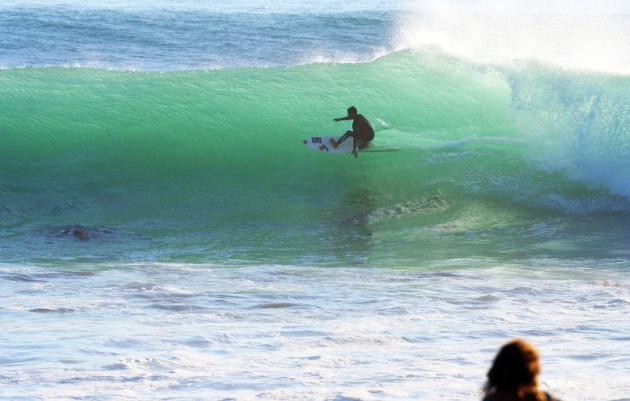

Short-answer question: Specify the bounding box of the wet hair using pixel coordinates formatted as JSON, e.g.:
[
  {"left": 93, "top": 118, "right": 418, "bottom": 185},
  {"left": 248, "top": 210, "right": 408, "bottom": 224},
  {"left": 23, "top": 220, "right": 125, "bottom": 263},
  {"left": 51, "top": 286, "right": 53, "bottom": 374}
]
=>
[
  {"left": 347, "top": 106, "right": 357, "bottom": 115},
  {"left": 73, "top": 228, "right": 91, "bottom": 240},
  {"left": 485, "top": 339, "right": 546, "bottom": 401}
]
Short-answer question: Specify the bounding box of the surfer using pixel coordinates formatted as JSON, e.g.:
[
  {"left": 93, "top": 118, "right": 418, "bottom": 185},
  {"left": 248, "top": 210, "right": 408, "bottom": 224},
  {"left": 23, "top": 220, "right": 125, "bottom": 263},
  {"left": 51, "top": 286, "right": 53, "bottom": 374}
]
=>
[{"left": 331, "top": 106, "right": 375, "bottom": 158}]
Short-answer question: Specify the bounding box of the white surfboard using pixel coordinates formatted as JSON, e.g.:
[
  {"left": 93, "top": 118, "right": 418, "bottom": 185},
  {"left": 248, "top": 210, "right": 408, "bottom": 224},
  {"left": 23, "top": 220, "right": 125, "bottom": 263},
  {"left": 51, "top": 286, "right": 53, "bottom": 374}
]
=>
[
  {"left": 303, "top": 125, "right": 371, "bottom": 154},
  {"left": 302, "top": 135, "right": 358, "bottom": 154}
]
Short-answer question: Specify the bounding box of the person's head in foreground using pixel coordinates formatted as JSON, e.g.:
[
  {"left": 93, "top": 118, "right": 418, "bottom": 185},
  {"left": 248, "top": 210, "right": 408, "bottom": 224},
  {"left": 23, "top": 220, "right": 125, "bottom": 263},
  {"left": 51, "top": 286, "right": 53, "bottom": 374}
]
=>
[{"left": 484, "top": 339, "right": 559, "bottom": 401}]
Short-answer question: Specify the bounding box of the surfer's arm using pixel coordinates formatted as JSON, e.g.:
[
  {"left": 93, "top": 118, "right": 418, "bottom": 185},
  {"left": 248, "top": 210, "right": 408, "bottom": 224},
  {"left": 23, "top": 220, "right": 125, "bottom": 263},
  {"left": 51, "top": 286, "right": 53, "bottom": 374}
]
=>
[{"left": 333, "top": 116, "right": 352, "bottom": 122}]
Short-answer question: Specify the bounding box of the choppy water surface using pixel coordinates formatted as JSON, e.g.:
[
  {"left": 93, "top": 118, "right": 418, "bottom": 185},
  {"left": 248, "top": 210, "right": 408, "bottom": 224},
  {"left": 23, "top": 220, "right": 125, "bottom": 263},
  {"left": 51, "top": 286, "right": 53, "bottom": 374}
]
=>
[{"left": 1, "top": 261, "right": 629, "bottom": 400}]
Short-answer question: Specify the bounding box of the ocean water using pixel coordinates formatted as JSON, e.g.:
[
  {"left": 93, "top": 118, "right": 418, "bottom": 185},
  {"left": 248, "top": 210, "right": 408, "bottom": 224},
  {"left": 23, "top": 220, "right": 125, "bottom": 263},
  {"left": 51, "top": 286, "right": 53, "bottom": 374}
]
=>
[{"left": 1, "top": 0, "right": 630, "bottom": 400}]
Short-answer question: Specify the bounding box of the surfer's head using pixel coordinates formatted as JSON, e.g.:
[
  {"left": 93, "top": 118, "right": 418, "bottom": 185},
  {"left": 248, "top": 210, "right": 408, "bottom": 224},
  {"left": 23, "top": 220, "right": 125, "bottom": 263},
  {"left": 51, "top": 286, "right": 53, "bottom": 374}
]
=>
[
  {"left": 484, "top": 339, "right": 544, "bottom": 400},
  {"left": 347, "top": 106, "right": 357, "bottom": 118}
]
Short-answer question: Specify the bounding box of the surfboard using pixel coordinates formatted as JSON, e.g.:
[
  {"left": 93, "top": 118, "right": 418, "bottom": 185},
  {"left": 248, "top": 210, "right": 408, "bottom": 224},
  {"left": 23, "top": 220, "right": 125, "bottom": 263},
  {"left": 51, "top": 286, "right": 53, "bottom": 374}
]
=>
[
  {"left": 302, "top": 135, "right": 357, "bottom": 154},
  {"left": 303, "top": 125, "right": 373, "bottom": 154}
]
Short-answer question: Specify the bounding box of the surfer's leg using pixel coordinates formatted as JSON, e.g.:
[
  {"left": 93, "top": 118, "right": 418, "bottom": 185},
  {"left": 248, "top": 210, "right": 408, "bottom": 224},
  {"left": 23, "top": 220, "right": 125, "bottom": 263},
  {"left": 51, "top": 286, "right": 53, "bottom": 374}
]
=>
[
  {"left": 331, "top": 131, "right": 354, "bottom": 149},
  {"left": 356, "top": 129, "right": 374, "bottom": 150}
]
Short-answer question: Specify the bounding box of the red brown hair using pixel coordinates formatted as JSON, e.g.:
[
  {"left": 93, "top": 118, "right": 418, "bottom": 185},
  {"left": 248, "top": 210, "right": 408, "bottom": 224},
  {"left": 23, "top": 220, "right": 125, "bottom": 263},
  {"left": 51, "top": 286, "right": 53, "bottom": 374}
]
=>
[{"left": 485, "top": 339, "right": 546, "bottom": 401}]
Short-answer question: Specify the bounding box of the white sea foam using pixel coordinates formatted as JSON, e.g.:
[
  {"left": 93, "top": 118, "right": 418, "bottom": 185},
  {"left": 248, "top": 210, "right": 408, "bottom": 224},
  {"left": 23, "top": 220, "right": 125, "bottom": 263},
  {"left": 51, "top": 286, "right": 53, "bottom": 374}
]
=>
[{"left": 1, "top": 262, "right": 629, "bottom": 400}]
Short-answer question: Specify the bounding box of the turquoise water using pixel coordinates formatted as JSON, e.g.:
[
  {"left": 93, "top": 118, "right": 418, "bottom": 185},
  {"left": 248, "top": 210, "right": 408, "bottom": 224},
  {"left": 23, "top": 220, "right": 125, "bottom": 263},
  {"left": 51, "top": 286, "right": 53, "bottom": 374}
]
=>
[
  {"left": 1, "top": 1, "right": 630, "bottom": 400},
  {"left": 3, "top": 51, "right": 630, "bottom": 265}
]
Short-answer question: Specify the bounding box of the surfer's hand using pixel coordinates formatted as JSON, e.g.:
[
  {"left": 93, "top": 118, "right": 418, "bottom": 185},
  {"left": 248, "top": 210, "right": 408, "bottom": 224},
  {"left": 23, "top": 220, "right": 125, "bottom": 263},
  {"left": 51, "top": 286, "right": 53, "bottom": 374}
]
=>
[
  {"left": 333, "top": 118, "right": 340, "bottom": 122},
  {"left": 352, "top": 150, "right": 358, "bottom": 158}
]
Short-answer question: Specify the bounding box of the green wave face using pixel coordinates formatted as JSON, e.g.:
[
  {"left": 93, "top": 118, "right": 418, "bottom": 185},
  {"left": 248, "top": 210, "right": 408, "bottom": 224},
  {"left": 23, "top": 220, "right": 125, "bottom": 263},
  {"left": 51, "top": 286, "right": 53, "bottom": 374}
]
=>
[{"left": 3, "top": 50, "right": 630, "bottom": 264}]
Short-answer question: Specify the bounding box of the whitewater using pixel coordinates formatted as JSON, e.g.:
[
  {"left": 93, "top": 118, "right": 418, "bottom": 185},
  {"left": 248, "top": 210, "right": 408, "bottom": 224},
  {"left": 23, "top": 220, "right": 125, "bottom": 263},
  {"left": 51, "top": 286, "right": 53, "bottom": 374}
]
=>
[{"left": 1, "top": 0, "right": 630, "bottom": 400}]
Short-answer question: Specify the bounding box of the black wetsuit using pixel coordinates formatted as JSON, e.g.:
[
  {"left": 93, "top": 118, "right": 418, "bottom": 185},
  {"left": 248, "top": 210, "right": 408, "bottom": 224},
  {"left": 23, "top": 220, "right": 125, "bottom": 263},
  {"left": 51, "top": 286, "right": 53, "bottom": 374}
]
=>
[{"left": 336, "top": 114, "right": 375, "bottom": 147}]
